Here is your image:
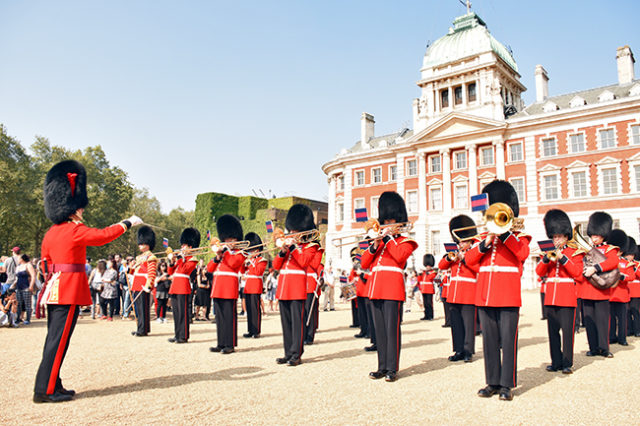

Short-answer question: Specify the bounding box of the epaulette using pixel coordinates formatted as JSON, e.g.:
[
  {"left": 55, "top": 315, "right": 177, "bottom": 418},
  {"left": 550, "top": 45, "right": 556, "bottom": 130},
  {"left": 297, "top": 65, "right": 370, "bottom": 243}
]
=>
[
  {"left": 147, "top": 254, "right": 158, "bottom": 262},
  {"left": 572, "top": 248, "right": 588, "bottom": 257},
  {"left": 605, "top": 245, "right": 618, "bottom": 254},
  {"left": 514, "top": 231, "right": 530, "bottom": 238},
  {"left": 187, "top": 257, "right": 198, "bottom": 263}
]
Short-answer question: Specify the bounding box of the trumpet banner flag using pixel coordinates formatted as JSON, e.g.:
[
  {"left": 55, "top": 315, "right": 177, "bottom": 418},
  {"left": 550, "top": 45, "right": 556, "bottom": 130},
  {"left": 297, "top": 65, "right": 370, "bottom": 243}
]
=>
[
  {"left": 354, "top": 208, "right": 368, "bottom": 222},
  {"left": 444, "top": 242, "right": 458, "bottom": 252},
  {"left": 470, "top": 193, "right": 489, "bottom": 212},
  {"left": 162, "top": 238, "right": 169, "bottom": 248},
  {"left": 265, "top": 221, "right": 274, "bottom": 233},
  {"left": 538, "top": 240, "right": 556, "bottom": 252}
]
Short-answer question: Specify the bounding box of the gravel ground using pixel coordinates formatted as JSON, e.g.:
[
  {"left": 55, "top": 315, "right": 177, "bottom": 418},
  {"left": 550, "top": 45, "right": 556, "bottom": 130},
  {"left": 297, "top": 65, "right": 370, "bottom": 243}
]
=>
[{"left": 1, "top": 290, "right": 639, "bottom": 424}]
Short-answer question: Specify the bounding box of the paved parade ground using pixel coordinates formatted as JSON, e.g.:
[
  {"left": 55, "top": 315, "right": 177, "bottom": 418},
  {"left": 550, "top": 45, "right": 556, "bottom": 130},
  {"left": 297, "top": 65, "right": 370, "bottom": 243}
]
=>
[{"left": 2, "top": 290, "right": 639, "bottom": 424}]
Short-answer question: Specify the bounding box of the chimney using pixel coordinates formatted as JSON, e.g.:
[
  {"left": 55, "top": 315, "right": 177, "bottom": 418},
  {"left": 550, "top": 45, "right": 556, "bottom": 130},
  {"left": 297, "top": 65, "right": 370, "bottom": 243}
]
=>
[
  {"left": 535, "top": 65, "right": 549, "bottom": 102},
  {"left": 361, "top": 112, "right": 375, "bottom": 145},
  {"left": 617, "top": 45, "right": 635, "bottom": 85}
]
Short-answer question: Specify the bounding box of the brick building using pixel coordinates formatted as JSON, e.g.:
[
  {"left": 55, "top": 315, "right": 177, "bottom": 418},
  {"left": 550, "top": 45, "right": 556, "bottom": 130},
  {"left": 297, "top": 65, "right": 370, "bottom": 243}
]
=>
[{"left": 321, "top": 12, "right": 640, "bottom": 288}]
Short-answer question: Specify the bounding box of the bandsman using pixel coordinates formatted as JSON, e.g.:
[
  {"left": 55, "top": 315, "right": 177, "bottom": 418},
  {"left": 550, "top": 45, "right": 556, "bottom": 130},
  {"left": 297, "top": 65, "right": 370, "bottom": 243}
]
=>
[
  {"left": 243, "top": 232, "right": 268, "bottom": 339},
  {"left": 131, "top": 226, "right": 157, "bottom": 337},
  {"left": 418, "top": 254, "right": 436, "bottom": 321}
]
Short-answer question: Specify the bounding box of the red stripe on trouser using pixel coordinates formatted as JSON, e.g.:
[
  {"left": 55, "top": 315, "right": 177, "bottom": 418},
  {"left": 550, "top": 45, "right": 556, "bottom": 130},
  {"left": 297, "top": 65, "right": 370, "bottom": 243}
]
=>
[
  {"left": 47, "top": 305, "right": 76, "bottom": 394},
  {"left": 184, "top": 298, "right": 189, "bottom": 340},
  {"left": 233, "top": 305, "right": 237, "bottom": 346},
  {"left": 607, "top": 316, "right": 610, "bottom": 350},
  {"left": 571, "top": 308, "right": 576, "bottom": 347},
  {"left": 257, "top": 298, "right": 261, "bottom": 334},
  {"left": 396, "top": 303, "right": 400, "bottom": 371},
  {"left": 512, "top": 326, "right": 518, "bottom": 387},
  {"left": 299, "top": 305, "right": 304, "bottom": 355}
]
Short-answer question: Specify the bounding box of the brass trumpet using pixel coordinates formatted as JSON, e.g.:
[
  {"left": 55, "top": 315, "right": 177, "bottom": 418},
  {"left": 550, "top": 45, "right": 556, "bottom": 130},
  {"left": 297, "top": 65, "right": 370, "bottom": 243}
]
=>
[
  {"left": 451, "top": 202, "right": 524, "bottom": 241},
  {"left": 210, "top": 237, "right": 251, "bottom": 253},
  {"left": 273, "top": 228, "right": 321, "bottom": 247},
  {"left": 332, "top": 218, "right": 414, "bottom": 248}
]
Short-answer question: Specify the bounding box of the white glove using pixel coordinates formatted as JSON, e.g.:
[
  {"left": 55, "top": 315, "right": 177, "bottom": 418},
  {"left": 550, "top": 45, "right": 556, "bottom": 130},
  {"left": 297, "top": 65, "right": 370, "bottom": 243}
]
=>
[
  {"left": 167, "top": 253, "right": 174, "bottom": 262},
  {"left": 211, "top": 244, "right": 220, "bottom": 253},
  {"left": 276, "top": 238, "right": 285, "bottom": 248},
  {"left": 143, "top": 285, "right": 152, "bottom": 293},
  {"left": 284, "top": 238, "right": 295, "bottom": 247},
  {"left": 367, "top": 229, "right": 378, "bottom": 239},
  {"left": 127, "top": 215, "right": 143, "bottom": 226}
]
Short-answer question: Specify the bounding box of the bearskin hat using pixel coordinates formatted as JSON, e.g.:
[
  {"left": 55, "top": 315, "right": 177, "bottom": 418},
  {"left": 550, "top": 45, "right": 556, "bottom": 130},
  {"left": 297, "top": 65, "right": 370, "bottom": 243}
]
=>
[
  {"left": 449, "top": 215, "right": 477, "bottom": 243},
  {"left": 180, "top": 227, "right": 200, "bottom": 248},
  {"left": 623, "top": 237, "right": 638, "bottom": 257},
  {"left": 607, "top": 229, "right": 627, "bottom": 250},
  {"left": 587, "top": 211, "right": 613, "bottom": 238},
  {"left": 423, "top": 254, "right": 435, "bottom": 267},
  {"left": 635, "top": 245, "right": 640, "bottom": 262},
  {"left": 137, "top": 226, "right": 156, "bottom": 251},
  {"left": 244, "top": 232, "right": 263, "bottom": 250},
  {"left": 216, "top": 214, "right": 243, "bottom": 242},
  {"left": 481, "top": 179, "right": 519, "bottom": 217},
  {"left": 378, "top": 191, "right": 408, "bottom": 224},
  {"left": 44, "top": 160, "right": 89, "bottom": 224},
  {"left": 285, "top": 204, "right": 315, "bottom": 232},
  {"left": 543, "top": 209, "right": 572, "bottom": 239}
]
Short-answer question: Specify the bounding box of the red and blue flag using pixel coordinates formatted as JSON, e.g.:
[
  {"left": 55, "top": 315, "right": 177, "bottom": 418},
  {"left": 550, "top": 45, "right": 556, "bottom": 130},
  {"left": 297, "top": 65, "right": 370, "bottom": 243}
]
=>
[
  {"left": 162, "top": 238, "right": 169, "bottom": 248},
  {"left": 339, "top": 276, "right": 348, "bottom": 284},
  {"left": 266, "top": 221, "right": 273, "bottom": 233},
  {"left": 358, "top": 240, "right": 369, "bottom": 250},
  {"left": 206, "top": 230, "right": 211, "bottom": 242},
  {"left": 538, "top": 240, "right": 556, "bottom": 252},
  {"left": 470, "top": 193, "right": 489, "bottom": 212},
  {"left": 444, "top": 242, "right": 458, "bottom": 252},
  {"left": 355, "top": 208, "right": 368, "bottom": 222}
]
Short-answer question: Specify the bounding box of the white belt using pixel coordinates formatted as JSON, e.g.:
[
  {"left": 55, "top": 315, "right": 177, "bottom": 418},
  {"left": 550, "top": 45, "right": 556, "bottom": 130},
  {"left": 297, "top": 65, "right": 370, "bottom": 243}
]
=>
[
  {"left": 479, "top": 266, "right": 519, "bottom": 273},
  {"left": 133, "top": 273, "right": 147, "bottom": 278},
  {"left": 547, "top": 277, "right": 574, "bottom": 283},
  {"left": 214, "top": 271, "right": 240, "bottom": 278},
  {"left": 173, "top": 273, "right": 190, "bottom": 279},
  {"left": 279, "top": 270, "right": 307, "bottom": 276},
  {"left": 372, "top": 266, "right": 403, "bottom": 274},
  {"left": 244, "top": 275, "right": 262, "bottom": 279},
  {"left": 307, "top": 272, "right": 318, "bottom": 279},
  {"left": 451, "top": 277, "right": 476, "bottom": 283}
]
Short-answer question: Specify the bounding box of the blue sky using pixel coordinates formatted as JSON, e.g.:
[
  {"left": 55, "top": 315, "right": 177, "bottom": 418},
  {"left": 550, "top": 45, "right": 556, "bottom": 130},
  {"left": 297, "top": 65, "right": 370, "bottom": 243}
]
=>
[{"left": 1, "top": 0, "right": 638, "bottom": 212}]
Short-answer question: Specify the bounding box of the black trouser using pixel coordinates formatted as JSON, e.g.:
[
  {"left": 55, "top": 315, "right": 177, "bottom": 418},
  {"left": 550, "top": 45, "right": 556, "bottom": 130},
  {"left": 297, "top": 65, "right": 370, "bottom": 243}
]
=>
[
  {"left": 356, "top": 296, "right": 369, "bottom": 336},
  {"left": 156, "top": 298, "right": 168, "bottom": 319},
  {"left": 576, "top": 298, "right": 583, "bottom": 328},
  {"left": 213, "top": 298, "right": 237, "bottom": 349},
  {"left": 442, "top": 297, "right": 450, "bottom": 326},
  {"left": 540, "top": 293, "right": 547, "bottom": 319},
  {"left": 279, "top": 299, "right": 305, "bottom": 360},
  {"left": 449, "top": 303, "right": 476, "bottom": 356},
  {"left": 371, "top": 299, "right": 402, "bottom": 374},
  {"left": 478, "top": 306, "right": 519, "bottom": 389},
  {"left": 582, "top": 299, "right": 610, "bottom": 353},
  {"left": 113, "top": 287, "right": 121, "bottom": 316},
  {"left": 304, "top": 293, "right": 319, "bottom": 342},
  {"left": 133, "top": 291, "right": 150, "bottom": 335},
  {"left": 629, "top": 298, "right": 640, "bottom": 336},
  {"left": 172, "top": 294, "right": 190, "bottom": 341},
  {"left": 351, "top": 299, "right": 359, "bottom": 326},
  {"left": 34, "top": 305, "right": 79, "bottom": 395},
  {"left": 546, "top": 306, "right": 576, "bottom": 369},
  {"left": 246, "top": 293, "right": 262, "bottom": 336},
  {"left": 609, "top": 301, "right": 628, "bottom": 344},
  {"left": 421, "top": 293, "right": 433, "bottom": 320},
  {"left": 366, "top": 298, "right": 376, "bottom": 345},
  {"left": 99, "top": 297, "right": 116, "bottom": 318}
]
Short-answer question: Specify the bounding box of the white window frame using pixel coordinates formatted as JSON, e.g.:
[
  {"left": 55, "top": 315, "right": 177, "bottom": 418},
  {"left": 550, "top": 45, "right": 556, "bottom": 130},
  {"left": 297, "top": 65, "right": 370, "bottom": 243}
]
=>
[
  {"left": 628, "top": 154, "right": 640, "bottom": 193},
  {"left": 371, "top": 167, "right": 382, "bottom": 184},
  {"left": 338, "top": 175, "right": 345, "bottom": 191},
  {"left": 568, "top": 170, "right": 588, "bottom": 199},
  {"left": 598, "top": 166, "right": 620, "bottom": 195},
  {"left": 480, "top": 146, "right": 494, "bottom": 166},
  {"left": 629, "top": 123, "right": 640, "bottom": 145},
  {"left": 353, "top": 197, "right": 365, "bottom": 211},
  {"left": 453, "top": 150, "right": 467, "bottom": 170},
  {"left": 337, "top": 202, "right": 344, "bottom": 223},
  {"left": 428, "top": 154, "right": 442, "bottom": 174},
  {"left": 569, "top": 132, "right": 586, "bottom": 153},
  {"left": 354, "top": 169, "right": 365, "bottom": 187},
  {"left": 507, "top": 141, "right": 523, "bottom": 163},
  {"left": 429, "top": 186, "right": 443, "bottom": 211},
  {"left": 540, "top": 171, "right": 560, "bottom": 201},
  {"left": 509, "top": 177, "right": 526, "bottom": 203},
  {"left": 406, "top": 159, "right": 418, "bottom": 177},
  {"left": 370, "top": 196, "right": 380, "bottom": 218},
  {"left": 430, "top": 230, "right": 441, "bottom": 258},
  {"left": 406, "top": 190, "right": 418, "bottom": 214},
  {"left": 453, "top": 183, "right": 468, "bottom": 209},
  {"left": 598, "top": 128, "right": 617, "bottom": 149},
  {"left": 541, "top": 137, "right": 557, "bottom": 157},
  {"left": 389, "top": 165, "right": 397, "bottom": 182}
]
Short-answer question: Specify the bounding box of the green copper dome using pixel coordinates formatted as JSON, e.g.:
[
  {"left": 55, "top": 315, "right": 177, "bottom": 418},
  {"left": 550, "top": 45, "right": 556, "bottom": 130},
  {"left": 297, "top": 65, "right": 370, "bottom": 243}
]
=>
[{"left": 423, "top": 13, "right": 518, "bottom": 72}]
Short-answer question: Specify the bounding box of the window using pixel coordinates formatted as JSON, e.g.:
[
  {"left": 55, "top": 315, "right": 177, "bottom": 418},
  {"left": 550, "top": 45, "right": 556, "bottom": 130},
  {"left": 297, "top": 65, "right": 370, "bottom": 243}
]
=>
[
  {"left": 337, "top": 203, "right": 344, "bottom": 222},
  {"left": 570, "top": 133, "right": 585, "bottom": 153},
  {"left": 571, "top": 171, "right": 587, "bottom": 197},
  {"left": 338, "top": 176, "right": 344, "bottom": 191},
  {"left": 354, "top": 198, "right": 365, "bottom": 210},
  {"left": 389, "top": 165, "right": 397, "bottom": 181},
  {"left": 542, "top": 138, "right": 557, "bottom": 157},
  {"left": 480, "top": 147, "right": 494, "bottom": 166},
  {"left": 441, "top": 89, "right": 449, "bottom": 108},
  {"left": 372, "top": 167, "right": 382, "bottom": 184},
  {"left": 543, "top": 175, "right": 558, "bottom": 200},
  {"left": 467, "top": 83, "right": 477, "bottom": 102},
  {"left": 406, "top": 190, "right": 418, "bottom": 213},
  {"left": 599, "top": 129, "right": 615, "bottom": 149},
  {"left": 454, "top": 184, "right": 468, "bottom": 209},
  {"left": 370, "top": 196, "right": 379, "bottom": 218},
  {"left": 430, "top": 187, "right": 442, "bottom": 210},
  {"left": 454, "top": 151, "right": 467, "bottom": 169},
  {"left": 510, "top": 177, "right": 525, "bottom": 202},
  {"left": 635, "top": 165, "right": 640, "bottom": 191},
  {"left": 431, "top": 230, "right": 441, "bottom": 257},
  {"left": 508, "top": 142, "right": 523, "bottom": 162},
  {"left": 355, "top": 170, "right": 365, "bottom": 186},
  {"left": 631, "top": 125, "right": 640, "bottom": 145},
  {"left": 406, "top": 159, "right": 417, "bottom": 176},
  {"left": 602, "top": 168, "right": 618, "bottom": 194},
  {"left": 454, "top": 86, "right": 463, "bottom": 105},
  {"left": 429, "top": 155, "right": 441, "bottom": 173}
]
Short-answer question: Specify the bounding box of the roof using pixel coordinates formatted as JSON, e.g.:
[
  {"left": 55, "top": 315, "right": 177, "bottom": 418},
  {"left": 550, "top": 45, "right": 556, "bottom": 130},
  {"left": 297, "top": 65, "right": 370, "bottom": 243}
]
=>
[
  {"left": 423, "top": 13, "right": 517, "bottom": 72},
  {"left": 512, "top": 80, "right": 640, "bottom": 118},
  {"left": 341, "top": 129, "right": 414, "bottom": 156}
]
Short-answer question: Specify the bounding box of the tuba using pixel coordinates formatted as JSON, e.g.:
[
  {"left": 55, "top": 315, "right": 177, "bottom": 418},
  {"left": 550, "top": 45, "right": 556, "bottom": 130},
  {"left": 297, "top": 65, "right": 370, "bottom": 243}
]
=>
[{"left": 572, "top": 225, "right": 620, "bottom": 289}]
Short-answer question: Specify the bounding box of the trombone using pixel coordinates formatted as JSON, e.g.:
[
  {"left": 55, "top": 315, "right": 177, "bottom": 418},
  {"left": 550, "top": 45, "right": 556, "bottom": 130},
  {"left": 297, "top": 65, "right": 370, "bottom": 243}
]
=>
[
  {"left": 331, "top": 218, "right": 413, "bottom": 248},
  {"left": 273, "top": 228, "right": 321, "bottom": 248},
  {"left": 451, "top": 202, "right": 524, "bottom": 241}
]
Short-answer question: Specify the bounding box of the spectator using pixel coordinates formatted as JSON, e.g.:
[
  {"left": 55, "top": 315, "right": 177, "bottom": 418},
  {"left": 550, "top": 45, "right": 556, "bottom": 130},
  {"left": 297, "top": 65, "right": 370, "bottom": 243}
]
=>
[
  {"left": 113, "top": 254, "right": 123, "bottom": 316},
  {"left": 5, "top": 246, "right": 21, "bottom": 290},
  {"left": 0, "top": 256, "right": 8, "bottom": 294},
  {"left": 15, "top": 254, "right": 36, "bottom": 325},
  {"left": 265, "top": 269, "right": 278, "bottom": 312},
  {"left": 322, "top": 266, "right": 335, "bottom": 311},
  {"left": 0, "top": 288, "right": 18, "bottom": 327},
  {"left": 88, "top": 260, "right": 106, "bottom": 319},
  {"left": 99, "top": 260, "right": 118, "bottom": 321},
  {"left": 121, "top": 257, "right": 135, "bottom": 319},
  {"left": 155, "top": 261, "right": 171, "bottom": 323},
  {"left": 194, "top": 260, "right": 211, "bottom": 321}
]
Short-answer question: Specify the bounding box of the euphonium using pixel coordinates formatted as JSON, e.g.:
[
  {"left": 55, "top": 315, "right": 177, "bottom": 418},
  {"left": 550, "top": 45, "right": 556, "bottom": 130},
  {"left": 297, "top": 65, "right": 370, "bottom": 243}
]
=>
[{"left": 573, "top": 224, "right": 620, "bottom": 289}]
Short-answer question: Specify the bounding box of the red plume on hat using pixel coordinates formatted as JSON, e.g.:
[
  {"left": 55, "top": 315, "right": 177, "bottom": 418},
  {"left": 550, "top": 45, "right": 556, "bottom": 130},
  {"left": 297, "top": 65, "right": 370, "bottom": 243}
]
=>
[{"left": 44, "top": 160, "right": 88, "bottom": 224}]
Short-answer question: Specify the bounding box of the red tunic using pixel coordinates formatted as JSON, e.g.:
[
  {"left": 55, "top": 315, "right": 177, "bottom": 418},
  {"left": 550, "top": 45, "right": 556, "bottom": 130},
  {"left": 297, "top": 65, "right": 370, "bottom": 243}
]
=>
[
  {"left": 131, "top": 252, "right": 158, "bottom": 292},
  {"left": 353, "top": 269, "right": 368, "bottom": 297},
  {"left": 360, "top": 236, "right": 418, "bottom": 302},
  {"left": 418, "top": 270, "right": 436, "bottom": 294},
  {"left": 440, "top": 272, "right": 450, "bottom": 299},
  {"left": 465, "top": 231, "right": 531, "bottom": 308},
  {"left": 244, "top": 256, "right": 268, "bottom": 294},
  {"left": 536, "top": 247, "right": 584, "bottom": 307},
  {"left": 438, "top": 254, "right": 478, "bottom": 305},
  {"left": 41, "top": 221, "right": 128, "bottom": 305},
  {"left": 207, "top": 249, "right": 246, "bottom": 299},
  {"left": 630, "top": 262, "right": 640, "bottom": 298},
  {"left": 610, "top": 258, "right": 633, "bottom": 303},
  {"left": 579, "top": 244, "right": 618, "bottom": 301},
  {"left": 168, "top": 256, "right": 198, "bottom": 295},
  {"left": 273, "top": 242, "right": 319, "bottom": 301},
  {"left": 306, "top": 248, "right": 324, "bottom": 294}
]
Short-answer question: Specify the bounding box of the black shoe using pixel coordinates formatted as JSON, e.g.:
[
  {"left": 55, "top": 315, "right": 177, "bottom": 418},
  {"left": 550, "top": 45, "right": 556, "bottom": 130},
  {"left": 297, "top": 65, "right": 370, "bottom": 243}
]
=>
[
  {"left": 330, "top": 309, "right": 335, "bottom": 311},
  {"left": 304, "top": 340, "right": 314, "bottom": 345},
  {"left": 586, "top": 350, "right": 597, "bottom": 357},
  {"left": 33, "top": 392, "right": 73, "bottom": 403},
  {"left": 323, "top": 309, "right": 328, "bottom": 312},
  {"left": 131, "top": 332, "right": 146, "bottom": 336},
  {"left": 243, "top": 333, "right": 253, "bottom": 338},
  {"left": 635, "top": 333, "right": 640, "bottom": 337},
  {"left": 601, "top": 350, "right": 614, "bottom": 358},
  {"left": 349, "top": 324, "right": 358, "bottom": 328},
  {"left": 562, "top": 367, "right": 573, "bottom": 374},
  {"left": 384, "top": 371, "right": 397, "bottom": 382},
  {"left": 442, "top": 324, "right": 450, "bottom": 328},
  {"left": 477, "top": 385, "right": 500, "bottom": 398},
  {"left": 221, "top": 347, "right": 234, "bottom": 354},
  {"left": 499, "top": 387, "right": 514, "bottom": 401},
  {"left": 253, "top": 334, "right": 260, "bottom": 339},
  {"left": 287, "top": 358, "right": 302, "bottom": 366},
  {"left": 276, "top": 357, "right": 289, "bottom": 364},
  {"left": 619, "top": 341, "right": 629, "bottom": 346},
  {"left": 176, "top": 339, "right": 187, "bottom": 344},
  {"left": 546, "top": 365, "right": 559, "bottom": 372},
  {"left": 420, "top": 317, "right": 428, "bottom": 320},
  {"left": 168, "top": 338, "right": 177, "bottom": 343},
  {"left": 209, "top": 346, "right": 222, "bottom": 353},
  {"left": 354, "top": 332, "right": 366, "bottom": 338},
  {"left": 463, "top": 354, "right": 472, "bottom": 363},
  {"left": 369, "top": 370, "right": 386, "bottom": 380},
  {"left": 58, "top": 388, "right": 75, "bottom": 396},
  {"left": 448, "top": 353, "right": 464, "bottom": 362},
  {"left": 364, "top": 344, "right": 377, "bottom": 352}
]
